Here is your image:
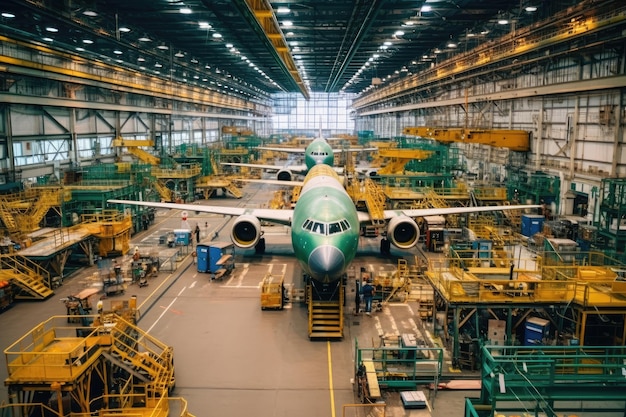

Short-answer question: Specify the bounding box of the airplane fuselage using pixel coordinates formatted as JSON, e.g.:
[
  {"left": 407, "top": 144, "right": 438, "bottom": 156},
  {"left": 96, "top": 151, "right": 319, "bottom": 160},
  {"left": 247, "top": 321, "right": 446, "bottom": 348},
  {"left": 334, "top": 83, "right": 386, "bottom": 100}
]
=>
[
  {"left": 304, "top": 138, "right": 334, "bottom": 170},
  {"left": 291, "top": 164, "right": 359, "bottom": 282}
]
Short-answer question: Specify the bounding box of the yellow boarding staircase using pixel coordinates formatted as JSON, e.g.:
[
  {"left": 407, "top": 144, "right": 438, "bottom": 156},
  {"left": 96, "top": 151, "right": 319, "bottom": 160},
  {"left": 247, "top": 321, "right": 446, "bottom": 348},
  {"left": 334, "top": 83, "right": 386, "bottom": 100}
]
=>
[
  {"left": 106, "top": 316, "right": 175, "bottom": 399},
  {"left": 363, "top": 179, "right": 386, "bottom": 228},
  {"left": 308, "top": 285, "right": 344, "bottom": 339},
  {"left": 0, "top": 253, "right": 53, "bottom": 300}
]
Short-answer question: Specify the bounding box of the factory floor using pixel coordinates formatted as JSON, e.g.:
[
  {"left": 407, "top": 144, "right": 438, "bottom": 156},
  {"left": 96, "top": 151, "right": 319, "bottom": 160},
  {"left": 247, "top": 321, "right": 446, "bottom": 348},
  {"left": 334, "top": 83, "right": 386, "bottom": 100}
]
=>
[{"left": 0, "top": 189, "right": 476, "bottom": 417}]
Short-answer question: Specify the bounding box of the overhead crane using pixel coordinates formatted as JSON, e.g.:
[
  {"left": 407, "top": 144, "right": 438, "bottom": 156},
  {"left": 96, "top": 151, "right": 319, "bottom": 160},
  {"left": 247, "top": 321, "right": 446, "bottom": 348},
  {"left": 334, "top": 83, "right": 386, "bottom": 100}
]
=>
[{"left": 402, "top": 127, "right": 530, "bottom": 152}]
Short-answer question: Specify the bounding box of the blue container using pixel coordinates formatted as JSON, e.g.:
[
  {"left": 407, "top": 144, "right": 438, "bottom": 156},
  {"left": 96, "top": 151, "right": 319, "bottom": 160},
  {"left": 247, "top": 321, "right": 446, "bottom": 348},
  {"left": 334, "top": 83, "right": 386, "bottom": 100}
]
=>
[
  {"left": 524, "top": 317, "right": 550, "bottom": 346},
  {"left": 196, "top": 244, "right": 210, "bottom": 273},
  {"left": 521, "top": 214, "right": 545, "bottom": 237},
  {"left": 174, "top": 229, "right": 191, "bottom": 245}
]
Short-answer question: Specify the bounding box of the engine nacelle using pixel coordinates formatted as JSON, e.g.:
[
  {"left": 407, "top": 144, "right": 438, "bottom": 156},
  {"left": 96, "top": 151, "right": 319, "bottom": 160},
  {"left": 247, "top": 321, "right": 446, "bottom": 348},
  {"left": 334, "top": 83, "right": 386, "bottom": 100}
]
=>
[
  {"left": 231, "top": 215, "right": 262, "bottom": 248},
  {"left": 387, "top": 216, "right": 420, "bottom": 249},
  {"left": 276, "top": 170, "right": 293, "bottom": 181}
]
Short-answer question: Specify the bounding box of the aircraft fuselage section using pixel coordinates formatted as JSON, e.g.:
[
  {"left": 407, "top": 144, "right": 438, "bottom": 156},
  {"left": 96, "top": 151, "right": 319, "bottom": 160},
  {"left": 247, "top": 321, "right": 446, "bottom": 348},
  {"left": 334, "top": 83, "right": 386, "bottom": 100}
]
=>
[
  {"left": 304, "top": 138, "right": 334, "bottom": 170},
  {"left": 291, "top": 165, "right": 359, "bottom": 283}
]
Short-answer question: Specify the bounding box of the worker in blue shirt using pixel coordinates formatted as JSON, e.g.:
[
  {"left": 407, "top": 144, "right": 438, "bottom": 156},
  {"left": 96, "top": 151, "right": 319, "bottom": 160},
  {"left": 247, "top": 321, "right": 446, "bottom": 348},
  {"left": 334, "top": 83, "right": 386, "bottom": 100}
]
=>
[{"left": 361, "top": 280, "right": 375, "bottom": 315}]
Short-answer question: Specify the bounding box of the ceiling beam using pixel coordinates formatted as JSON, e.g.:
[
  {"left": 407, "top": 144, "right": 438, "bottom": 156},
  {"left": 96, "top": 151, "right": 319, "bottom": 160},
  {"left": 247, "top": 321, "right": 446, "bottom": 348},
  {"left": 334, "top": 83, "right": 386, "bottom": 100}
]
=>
[{"left": 232, "top": 0, "right": 310, "bottom": 99}]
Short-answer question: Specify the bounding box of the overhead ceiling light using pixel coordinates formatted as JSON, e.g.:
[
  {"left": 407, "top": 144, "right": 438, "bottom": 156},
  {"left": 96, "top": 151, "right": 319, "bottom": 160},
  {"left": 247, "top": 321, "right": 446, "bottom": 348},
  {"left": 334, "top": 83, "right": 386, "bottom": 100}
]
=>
[
  {"left": 225, "top": 43, "right": 233, "bottom": 48},
  {"left": 179, "top": 7, "right": 192, "bottom": 14},
  {"left": 138, "top": 57, "right": 145, "bottom": 62},
  {"left": 404, "top": 21, "right": 415, "bottom": 26},
  {"left": 481, "top": 30, "right": 489, "bottom": 35},
  {"left": 118, "top": 26, "right": 131, "bottom": 33},
  {"left": 174, "top": 51, "right": 184, "bottom": 57},
  {"left": 276, "top": 6, "right": 290, "bottom": 14},
  {"left": 212, "top": 33, "right": 222, "bottom": 38},
  {"left": 190, "top": 58, "right": 198, "bottom": 63},
  {"left": 157, "top": 44, "right": 169, "bottom": 50},
  {"left": 286, "top": 31, "right": 294, "bottom": 36},
  {"left": 447, "top": 42, "right": 457, "bottom": 48},
  {"left": 199, "top": 21, "right": 211, "bottom": 29},
  {"left": 138, "top": 35, "right": 151, "bottom": 42},
  {"left": 525, "top": 6, "right": 538, "bottom": 12},
  {"left": 113, "top": 49, "right": 123, "bottom": 55},
  {"left": 46, "top": 27, "right": 58, "bottom": 32},
  {"left": 82, "top": 39, "right": 94, "bottom": 44},
  {"left": 1, "top": 12, "right": 16, "bottom": 18},
  {"left": 155, "top": 62, "right": 162, "bottom": 68},
  {"left": 394, "top": 30, "right": 404, "bottom": 36},
  {"left": 83, "top": 10, "right": 97, "bottom": 17},
  {"left": 421, "top": 5, "right": 432, "bottom": 12},
  {"left": 76, "top": 47, "right": 85, "bottom": 51},
  {"left": 498, "top": 19, "right": 509, "bottom": 25},
  {"left": 42, "top": 37, "right": 53, "bottom": 42},
  {"left": 282, "top": 20, "right": 293, "bottom": 27}
]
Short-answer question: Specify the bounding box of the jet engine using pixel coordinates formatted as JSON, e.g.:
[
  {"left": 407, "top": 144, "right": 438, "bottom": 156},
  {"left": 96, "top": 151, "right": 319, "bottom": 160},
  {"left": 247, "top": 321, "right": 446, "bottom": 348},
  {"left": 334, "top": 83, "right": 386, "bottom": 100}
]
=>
[
  {"left": 276, "top": 170, "right": 293, "bottom": 181},
  {"left": 386, "top": 216, "right": 420, "bottom": 249},
  {"left": 231, "top": 215, "right": 262, "bottom": 248}
]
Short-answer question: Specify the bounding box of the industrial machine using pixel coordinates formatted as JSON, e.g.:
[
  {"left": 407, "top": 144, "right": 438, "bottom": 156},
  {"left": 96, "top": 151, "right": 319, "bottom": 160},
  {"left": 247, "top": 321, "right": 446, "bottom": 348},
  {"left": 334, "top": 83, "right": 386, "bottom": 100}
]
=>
[{"left": 260, "top": 273, "right": 286, "bottom": 310}]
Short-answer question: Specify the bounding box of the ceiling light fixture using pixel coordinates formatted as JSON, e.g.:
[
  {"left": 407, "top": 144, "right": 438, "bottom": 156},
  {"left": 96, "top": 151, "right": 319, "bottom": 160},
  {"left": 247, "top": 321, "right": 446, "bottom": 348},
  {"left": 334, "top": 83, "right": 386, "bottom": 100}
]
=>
[
  {"left": 282, "top": 20, "right": 293, "bottom": 27},
  {"left": 157, "top": 44, "right": 169, "bottom": 50},
  {"left": 498, "top": 19, "right": 509, "bottom": 25},
  {"left": 45, "top": 27, "right": 58, "bottom": 32},
  {"left": 394, "top": 30, "right": 404, "bottom": 36},
  {"left": 198, "top": 22, "right": 211, "bottom": 29},
  {"left": 138, "top": 35, "right": 151, "bottom": 42},
  {"left": 82, "top": 39, "right": 94, "bottom": 44},
  {"left": 83, "top": 10, "right": 97, "bottom": 17},
  {"left": 225, "top": 43, "right": 233, "bottom": 48},
  {"left": 42, "top": 37, "right": 53, "bottom": 42},
  {"left": 421, "top": 5, "right": 432, "bottom": 12},
  {"left": 155, "top": 62, "right": 162, "bottom": 68},
  {"left": 174, "top": 51, "right": 184, "bottom": 58},
  {"left": 118, "top": 26, "right": 131, "bottom": 33},
  {"left": 190, "top": 58, "right": 198, "bottom": 63},
  {"left": 276, "top": 6, "right": 290, "bottom": 14},
  {"left": 180, "top": 7, "right": 192, "bottom": 14},
  {"left": 138, "top": 57, "right": 145, "bottom": 62},
  {"left": 2, "top": 12, "right": 16, "bottom": 18},
  {"left": 525, "top": 6, "right": 538, "bottom": 12},
  {"left": 212, "top": 33, "right": 222, "bottom": 38},
  {"left": 113, "top": 49, "right": 123, "bottom": 55}
]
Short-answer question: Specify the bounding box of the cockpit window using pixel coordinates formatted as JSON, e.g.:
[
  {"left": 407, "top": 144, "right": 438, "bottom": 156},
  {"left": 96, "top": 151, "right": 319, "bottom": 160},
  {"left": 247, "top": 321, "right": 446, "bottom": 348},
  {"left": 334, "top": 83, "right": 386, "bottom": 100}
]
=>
[{"left": 302, "top": 218, "right": 350, "bottom": 235}]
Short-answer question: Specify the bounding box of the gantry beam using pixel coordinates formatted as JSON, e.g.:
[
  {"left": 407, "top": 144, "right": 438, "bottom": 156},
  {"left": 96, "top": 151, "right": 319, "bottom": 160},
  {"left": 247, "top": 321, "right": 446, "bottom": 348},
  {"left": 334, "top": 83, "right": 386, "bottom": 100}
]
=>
[{"left": 232, "top": 0, "right": 309, "bottom": 99}]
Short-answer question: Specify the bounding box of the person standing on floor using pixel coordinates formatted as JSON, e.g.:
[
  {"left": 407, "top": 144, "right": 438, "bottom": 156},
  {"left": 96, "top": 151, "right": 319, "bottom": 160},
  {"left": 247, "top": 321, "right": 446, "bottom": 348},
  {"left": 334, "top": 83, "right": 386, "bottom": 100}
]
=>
[
  {"left": 354, "top": 280, "right": 361, "bottom": 315},
  {"left": 194, "top": 224, "right": 201, "bottom": 244},
  {"left": 361, "top": 280, "right": 375, "bottom": 315}
]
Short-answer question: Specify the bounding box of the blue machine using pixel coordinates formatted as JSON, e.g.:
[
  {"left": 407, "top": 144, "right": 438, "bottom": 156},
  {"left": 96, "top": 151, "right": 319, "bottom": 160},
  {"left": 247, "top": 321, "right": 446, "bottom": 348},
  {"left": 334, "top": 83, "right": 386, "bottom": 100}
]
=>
[
  {"left": 524, "top": 317, "right": 550, "bottom": 346},
  {"left": 196, "top": 242, "right": 234, "bottom": 279},
  {"left": 174, "top": 229, "right": 191, "bottom": 245},
  {"left": 521, "top": 214, "right": 545, "bottom": 237}
]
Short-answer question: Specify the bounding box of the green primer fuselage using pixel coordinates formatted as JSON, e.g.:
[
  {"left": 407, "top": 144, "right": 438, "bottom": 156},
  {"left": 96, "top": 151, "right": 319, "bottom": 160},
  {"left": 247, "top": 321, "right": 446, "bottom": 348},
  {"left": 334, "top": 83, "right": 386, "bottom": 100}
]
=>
[{"left": 291, "top": 165, "right": 359, "bottom": 283}]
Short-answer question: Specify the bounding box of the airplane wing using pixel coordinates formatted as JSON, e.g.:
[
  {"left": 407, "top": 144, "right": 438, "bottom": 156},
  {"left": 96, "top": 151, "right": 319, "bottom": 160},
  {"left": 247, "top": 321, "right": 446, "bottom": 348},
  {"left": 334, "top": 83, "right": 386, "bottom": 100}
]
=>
[
  {"left": 108, "top": 200, "right": 294, "bottom": 226},
  {"left": 221, "top": 162, "right": 309, "bottom": 175},
  {"left": 356, "top": 204, "right": 540, "bottom": 223},
  {"left": 256, "top": 146, "right": 307, "bottom": 153},
  {"left": 332, "top": 147, "right": 378, "bottom": 154}
]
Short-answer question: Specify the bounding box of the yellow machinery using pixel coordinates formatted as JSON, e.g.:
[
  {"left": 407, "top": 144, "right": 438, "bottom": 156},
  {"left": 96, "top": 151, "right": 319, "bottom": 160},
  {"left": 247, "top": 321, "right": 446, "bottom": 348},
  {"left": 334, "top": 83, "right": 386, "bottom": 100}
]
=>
[
  {"left": 3, "top": 298, "right": 185, "bottom": 417},
  {"left": 402, "top": 127, "right": 530, "bottom": 151},
  {"left": 260, "top": 273, "right": 285, "bottom": 310}
]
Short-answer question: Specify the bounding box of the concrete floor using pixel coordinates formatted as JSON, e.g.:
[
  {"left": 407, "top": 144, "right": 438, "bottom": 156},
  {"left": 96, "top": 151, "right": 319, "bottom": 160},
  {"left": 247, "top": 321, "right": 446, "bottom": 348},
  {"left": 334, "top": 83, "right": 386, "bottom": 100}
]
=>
[{"left": 0, "top": 184, "right": 476, "bottom": 417}]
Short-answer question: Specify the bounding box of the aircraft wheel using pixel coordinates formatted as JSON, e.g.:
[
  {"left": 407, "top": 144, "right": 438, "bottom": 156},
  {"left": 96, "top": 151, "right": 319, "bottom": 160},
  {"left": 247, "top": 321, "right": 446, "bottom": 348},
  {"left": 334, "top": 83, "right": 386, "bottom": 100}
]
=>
[
  {"left": 255, "top": 238, "right": 266, "bottom": 254},
  {"left": 380, "top": 238, "right": 391, "bottom": 255}
]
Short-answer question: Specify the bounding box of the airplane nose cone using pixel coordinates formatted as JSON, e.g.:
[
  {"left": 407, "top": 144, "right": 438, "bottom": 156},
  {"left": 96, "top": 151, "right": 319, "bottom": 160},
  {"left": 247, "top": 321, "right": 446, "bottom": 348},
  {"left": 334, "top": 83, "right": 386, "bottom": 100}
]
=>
[{"left": 308, "top": 245, "right": 345, "bottom": 277}]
